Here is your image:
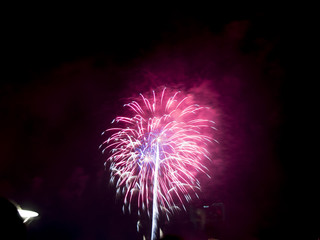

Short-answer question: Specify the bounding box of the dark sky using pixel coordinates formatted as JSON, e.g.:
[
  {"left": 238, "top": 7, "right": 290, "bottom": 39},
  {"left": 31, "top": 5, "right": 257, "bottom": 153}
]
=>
[{"left": 1, "top": 4, "right": 318, "bottom": 240}]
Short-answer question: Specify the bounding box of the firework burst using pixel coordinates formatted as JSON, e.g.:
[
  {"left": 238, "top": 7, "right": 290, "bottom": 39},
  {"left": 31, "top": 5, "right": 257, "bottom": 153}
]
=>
[{"left": 100, "top": 88, "right": 217, "bottom": 239}]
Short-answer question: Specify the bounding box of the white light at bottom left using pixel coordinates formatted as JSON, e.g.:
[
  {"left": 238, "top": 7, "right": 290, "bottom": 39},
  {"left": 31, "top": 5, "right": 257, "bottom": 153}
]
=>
[{"left": 17, "top": 209, "right": 39, "bottom": 223}]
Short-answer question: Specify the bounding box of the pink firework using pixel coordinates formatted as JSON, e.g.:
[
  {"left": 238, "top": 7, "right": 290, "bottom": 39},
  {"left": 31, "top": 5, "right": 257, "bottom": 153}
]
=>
[{"left": 101, "top": 88, "right": 216, "bottom": 239}]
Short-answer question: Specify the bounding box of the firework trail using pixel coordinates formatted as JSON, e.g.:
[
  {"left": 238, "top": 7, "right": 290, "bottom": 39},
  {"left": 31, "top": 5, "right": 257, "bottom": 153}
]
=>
[{"left": 101, "top": 88, "right": 217, "bottom": 239}]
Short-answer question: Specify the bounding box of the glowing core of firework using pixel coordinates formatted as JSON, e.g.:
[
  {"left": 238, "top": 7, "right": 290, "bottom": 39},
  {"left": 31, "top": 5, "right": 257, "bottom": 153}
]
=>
[{"left": 101, "top": 88, "right": 216, "bottom": 239}]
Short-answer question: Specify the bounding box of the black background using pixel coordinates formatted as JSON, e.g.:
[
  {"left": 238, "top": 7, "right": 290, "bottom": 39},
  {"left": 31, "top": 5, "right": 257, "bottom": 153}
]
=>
[{"left": 1, "top": 3, "right": 318, "bottom": 240}]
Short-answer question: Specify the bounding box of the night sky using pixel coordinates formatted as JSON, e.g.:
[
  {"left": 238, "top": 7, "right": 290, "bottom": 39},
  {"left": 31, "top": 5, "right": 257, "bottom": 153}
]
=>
[{"left": 1, "top": 4, "right": 318, "bottom": 240}]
